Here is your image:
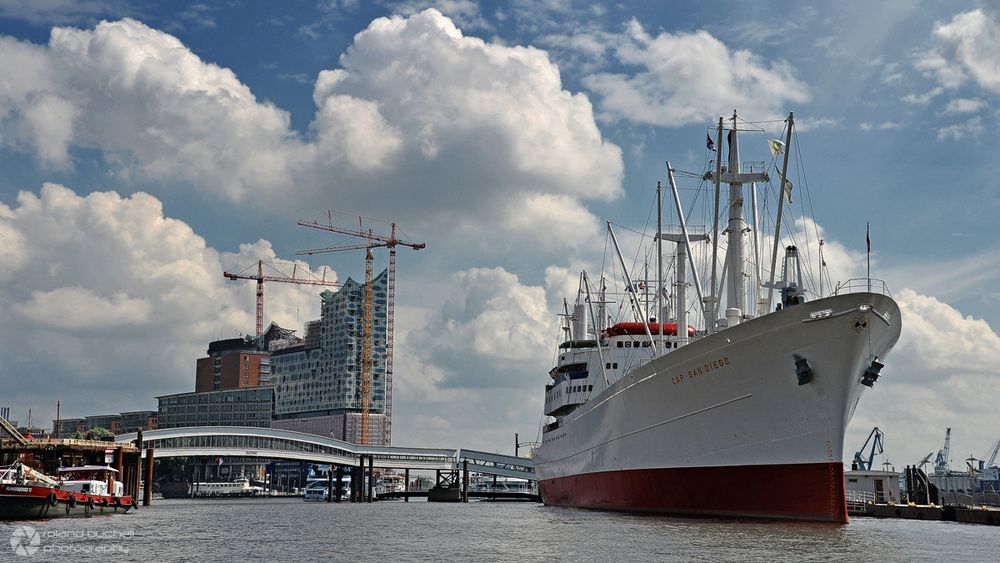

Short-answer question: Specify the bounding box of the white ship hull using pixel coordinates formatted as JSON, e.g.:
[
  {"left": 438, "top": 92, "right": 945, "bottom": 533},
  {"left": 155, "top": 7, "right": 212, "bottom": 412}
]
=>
[{"left": 534, "top": 292, "right": 901, "bottom": 522}]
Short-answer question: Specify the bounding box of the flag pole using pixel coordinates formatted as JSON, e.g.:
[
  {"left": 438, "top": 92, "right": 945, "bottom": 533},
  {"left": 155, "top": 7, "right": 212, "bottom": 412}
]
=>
[{"left": 866, "top": 222, "right": 871, "bottom": 292}]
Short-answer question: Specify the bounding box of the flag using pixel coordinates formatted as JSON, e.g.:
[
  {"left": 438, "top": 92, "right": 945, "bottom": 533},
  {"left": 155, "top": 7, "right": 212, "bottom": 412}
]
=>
[
  {"left": 783, "top": 177, "right": 793, "bottom": 204},
  {"left": 769, "top": 139, "right": 785, "bottom": 156},
  {"left": 866, "top": 222, "right": 871, "bottom": 253},
  {"left": 706, "top": 133, "right": 715, "bottom": 151}
]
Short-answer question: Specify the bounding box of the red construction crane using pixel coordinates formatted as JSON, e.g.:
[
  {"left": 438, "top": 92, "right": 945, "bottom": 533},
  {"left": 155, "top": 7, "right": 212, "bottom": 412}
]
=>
[
  {"left": 298, "top": 215, "right": 425, "bottom": 445},
  {"left": 223, "top": 260, "right": 339, "bottom": 338}
]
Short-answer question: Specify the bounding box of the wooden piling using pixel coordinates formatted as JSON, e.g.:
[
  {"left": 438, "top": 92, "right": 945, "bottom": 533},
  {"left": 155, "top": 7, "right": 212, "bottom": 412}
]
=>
[
  {"left": 113, "top": 447, "right": 124, "bottom": 496},
  {"left": 462, "top": 459, "right": 469, "bottom": 503},
  {"left": 142, "top": 447, "right": 154, "bottom": 506},
  {"left": 404, "top": 468, "right": 410, "bottom": 502},
  {"left": 335, "top": 466, "right": 343, "bottom": 503},
  {"left": 326, "top": 466, "right": 334, "bottom": 503},
  {"left": 367, "top": 456, "right": 374, "bottom": 503},
  {"left": 355, "top": 457, "right": 365, "bottom": 502}
]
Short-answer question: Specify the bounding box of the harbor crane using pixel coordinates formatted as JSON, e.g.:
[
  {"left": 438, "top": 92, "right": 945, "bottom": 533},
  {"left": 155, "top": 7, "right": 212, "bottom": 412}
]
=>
[
  {"left": 984, "top": 438, "right": 1000, "bottom": 470},
  {"left": 934, "top": 427, "right": 952, "bottom": 475},
  {"left": 852, "top": 427, "right": 884, "bottom": 471},
  {"left": 298, "top": 214, "right": 425, "bottom": 446},
  {"left": 223, "top": 260, "right": 339, "bottom": 338}
]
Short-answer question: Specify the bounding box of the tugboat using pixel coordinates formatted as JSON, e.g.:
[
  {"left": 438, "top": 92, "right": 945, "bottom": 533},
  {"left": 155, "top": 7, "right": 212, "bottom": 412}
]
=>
[
  {"left": 1, "top": 416, "right": 141, "bottom": 519},
  {"left": 0, "top": 463, "right": 136, "bottom": 519}
]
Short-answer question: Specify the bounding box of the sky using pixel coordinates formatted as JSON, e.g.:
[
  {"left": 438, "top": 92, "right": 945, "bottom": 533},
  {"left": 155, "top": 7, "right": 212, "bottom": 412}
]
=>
[{"left": 0, "top": 0, "right": 998, "bottom": 470}]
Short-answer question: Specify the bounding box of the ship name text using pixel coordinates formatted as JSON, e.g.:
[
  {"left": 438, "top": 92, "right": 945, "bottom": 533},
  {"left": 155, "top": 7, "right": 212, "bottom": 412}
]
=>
[{"left": 672, "top": 356, "right": 731, "bottom": 385}]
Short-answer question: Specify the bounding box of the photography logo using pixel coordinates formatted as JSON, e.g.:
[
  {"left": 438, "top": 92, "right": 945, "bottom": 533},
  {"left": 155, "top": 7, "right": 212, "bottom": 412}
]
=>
[{"left": 9, "top": 526, "right": 41, "bottom": 556}]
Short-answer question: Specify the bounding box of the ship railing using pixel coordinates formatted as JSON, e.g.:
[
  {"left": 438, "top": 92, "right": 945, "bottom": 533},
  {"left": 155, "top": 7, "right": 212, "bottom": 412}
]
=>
[
  {"left": 845, "top": 489, "right": 878, "bottom": 510},
  {"left": 833, "top": 278, "right": 892, "bottom": 298}
]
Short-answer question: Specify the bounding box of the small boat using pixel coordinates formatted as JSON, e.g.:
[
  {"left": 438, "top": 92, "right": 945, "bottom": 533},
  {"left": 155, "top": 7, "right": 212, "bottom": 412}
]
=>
[
  {"left": 188, "top": 477, "right": 264, "bottom": 498},
  {"left": 0, "top": 462, "right": 136, "bottom": 520}
]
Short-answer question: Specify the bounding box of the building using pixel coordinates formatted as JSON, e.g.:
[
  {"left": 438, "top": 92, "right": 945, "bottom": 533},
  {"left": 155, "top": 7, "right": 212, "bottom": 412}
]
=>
[
  {"left": 52, "top": 417, "right": 87, "bottom": 437},
  {"left": 120, "top": 410, "right": 158, "bottom": 433},
  {"left": 195, "top": 337, "right": 272, "bottom": 392},
  {"left": 844, "top": 469, "right": 901, "bottom": 503},
  {"left": 270, "top": 270, "right": 389, "bottom": 444},
  {"left": 85, "top": 414, "right": 122, "bottom": 434},
  {"left": 157, "top": 387, "right": 274, "bottom": 429}
]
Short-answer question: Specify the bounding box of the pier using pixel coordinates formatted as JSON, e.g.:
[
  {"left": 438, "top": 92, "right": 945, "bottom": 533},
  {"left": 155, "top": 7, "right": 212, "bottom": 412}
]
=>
[{"left": 114, "top": 426, "right": 537, "bottom": 504}]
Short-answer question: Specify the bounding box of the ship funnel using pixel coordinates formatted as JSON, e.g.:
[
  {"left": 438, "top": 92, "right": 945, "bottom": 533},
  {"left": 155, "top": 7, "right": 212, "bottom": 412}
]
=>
[{"left": 572, "top": 302, "right": 589, "bottom": 340}]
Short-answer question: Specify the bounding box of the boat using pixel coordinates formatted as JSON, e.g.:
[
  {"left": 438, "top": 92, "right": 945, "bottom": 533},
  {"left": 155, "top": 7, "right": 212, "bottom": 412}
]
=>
[
  {"left": 1, "top": 462, "right": 136, "bottom": 519},
  {"left": 188, "top": 476, "right": 264, "bottom": 498},
  {"left": 531, "top": 111, "right": 902, "bottom": 523},
  {"left": 303, "top": 478, "right": 351, "bottom": 501}
]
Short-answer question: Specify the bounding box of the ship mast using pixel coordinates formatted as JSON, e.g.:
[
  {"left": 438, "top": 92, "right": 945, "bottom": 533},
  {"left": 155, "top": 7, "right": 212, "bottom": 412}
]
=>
[
  {"left": 707, "top": 111, "right": 768, "bottom": 324},
  {"left": 765, "top": 112, "right": 795, "bottom": 312},
  {"left": 725, "top": 110, "right": 747, "bottom": 317}
]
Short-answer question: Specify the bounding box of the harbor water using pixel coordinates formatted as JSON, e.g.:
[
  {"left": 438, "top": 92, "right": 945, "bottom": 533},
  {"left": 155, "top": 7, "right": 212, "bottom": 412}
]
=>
[{"left": 3, "top": 498, "right": 999, "bottom": 562}]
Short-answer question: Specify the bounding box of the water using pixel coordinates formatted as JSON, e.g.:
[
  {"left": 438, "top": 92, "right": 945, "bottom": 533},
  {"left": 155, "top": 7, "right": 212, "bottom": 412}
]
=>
[{"left": 3, "top": 498, "right": 999, "bottom": 562}]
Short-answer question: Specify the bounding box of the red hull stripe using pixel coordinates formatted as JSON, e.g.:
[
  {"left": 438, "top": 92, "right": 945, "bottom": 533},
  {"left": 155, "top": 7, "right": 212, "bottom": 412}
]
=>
[{"left": 539, "top": 462, "right": 847, "bottom": 523}]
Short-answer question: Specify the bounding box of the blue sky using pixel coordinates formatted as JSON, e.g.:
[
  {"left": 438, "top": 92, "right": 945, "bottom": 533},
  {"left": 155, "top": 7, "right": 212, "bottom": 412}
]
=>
[{"left": 0, "top": 0, "right": 998, "bottom": 467}]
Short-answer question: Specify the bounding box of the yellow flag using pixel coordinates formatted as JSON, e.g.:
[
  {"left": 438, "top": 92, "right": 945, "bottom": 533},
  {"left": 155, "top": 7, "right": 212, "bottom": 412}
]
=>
[{"left": 769, "top": 139, "right": 785, "bottom": 156}]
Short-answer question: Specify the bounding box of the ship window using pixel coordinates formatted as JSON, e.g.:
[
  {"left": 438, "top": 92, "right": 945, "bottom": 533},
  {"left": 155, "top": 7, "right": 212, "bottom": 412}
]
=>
[
  {"left": 625, "top": 341, "right": 631, "bottom": 348},
  {"left": 613, "top": 363, "right": 618, "bottom": 369},
  {"left": 605, "top": 362, "right": 611, "bottom": 369},
  {"left": 588, "top": 385, "right": 593, "bottom": 391},
  {"left": 641, "top": 341, "right": 650, "bottom": 348},
  {"left": 617, "top": 341, "right": 623, "bottom": 348},
  {"left": 848, "top": 478, "right": 858, "bottom": 483}
]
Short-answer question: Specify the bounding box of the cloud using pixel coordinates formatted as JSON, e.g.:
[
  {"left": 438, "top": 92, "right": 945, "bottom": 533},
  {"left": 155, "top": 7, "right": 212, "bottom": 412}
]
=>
[
  {"left": 391, "top": 266, "right": 554, "bottom": 449},
  {"left": 932, "top": 9, "right": 1000, "bottom": 93},
  {"left": 581, "top": 19, "right": 809, "bottom": 127},
  {"left": 848, "top": 289, "right": 1000, "bottom": 469},
  {"left": 0, "top": 183, "right": 335, "bottom": 418},
  {"left": 936, "top": 116, "right": 984, "bottom": 140},
  {"left": 0, "top": 11, "right": 623, "bottom": 259},
  {"left": 941, "top": 97, "right": 985, "bottom": 114}
]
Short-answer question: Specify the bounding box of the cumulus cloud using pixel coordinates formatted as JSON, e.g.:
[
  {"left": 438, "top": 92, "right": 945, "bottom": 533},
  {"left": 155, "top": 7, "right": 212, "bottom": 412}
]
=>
[
  {"left": 849, "top": 289, "right": 1000, "bottom": 468},
  {"left": 0, "top": 11, "right": 623, "bottom": 259},
  {"left": 931, "top": 9, "right": 1000, "bottom": 93},
  {"left": 581, "top": 19, "right": 809, "bottom": 126},
  {"left": 0, "top": 183, "right": 335, "bottom": 418},
  {"left": 390, "top": 266, "right": 555, "bottom": 449}
]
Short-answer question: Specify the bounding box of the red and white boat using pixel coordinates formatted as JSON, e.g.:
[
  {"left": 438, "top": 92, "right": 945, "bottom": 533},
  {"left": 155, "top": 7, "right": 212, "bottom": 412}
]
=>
[
  {"left": 532, "top": 112, "right": 901, "bottom": 523},
  {"left": 0, "top": 462, "right": 136, "bottom": 519}
]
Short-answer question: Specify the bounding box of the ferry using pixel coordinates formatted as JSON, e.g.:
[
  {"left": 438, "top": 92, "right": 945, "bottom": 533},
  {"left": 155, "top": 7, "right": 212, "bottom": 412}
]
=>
[{"left": 189, "top": 477, "right": 264, "bottom": 498}]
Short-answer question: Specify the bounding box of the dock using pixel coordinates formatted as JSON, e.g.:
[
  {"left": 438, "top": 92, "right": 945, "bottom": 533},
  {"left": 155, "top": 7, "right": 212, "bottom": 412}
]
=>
[{"left": 851, "top": 503, "right": 1000, "bottom": 526}]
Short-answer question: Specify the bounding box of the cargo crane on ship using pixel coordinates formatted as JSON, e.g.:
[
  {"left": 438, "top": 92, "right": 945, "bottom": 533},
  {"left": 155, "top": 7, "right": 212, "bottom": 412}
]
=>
[
  {"left": 223, "top": 260, "right": 339, "bottom": 338},
  {"left": 298, "top": 214, "right": 425, "bottom": 445}
]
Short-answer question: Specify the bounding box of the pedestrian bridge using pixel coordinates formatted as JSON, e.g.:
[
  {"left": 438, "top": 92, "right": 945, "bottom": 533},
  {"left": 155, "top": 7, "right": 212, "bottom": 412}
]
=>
[{"left": 115, "top": 426, "right": 534, "bottom": 479}]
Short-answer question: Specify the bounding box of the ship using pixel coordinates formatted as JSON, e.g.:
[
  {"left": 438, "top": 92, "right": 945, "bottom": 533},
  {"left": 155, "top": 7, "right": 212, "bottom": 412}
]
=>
[
  {"left": 1, "top": 463, "right": 136, "bottom": 519},
  {"left": 532, "top": 111, "right": 902, "bottom": 523}
]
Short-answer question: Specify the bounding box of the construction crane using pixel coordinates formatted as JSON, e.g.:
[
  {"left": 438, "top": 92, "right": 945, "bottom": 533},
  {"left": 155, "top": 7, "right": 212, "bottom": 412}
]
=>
[
  {"left": 985, "top": 438, "right": 1000, "bottom": 470},
  {"left": 298, "top": 215, "right": 425, "bottom": 446},
  {"left": 852, "top": 427, "right": 885, "bottom": 471},
  {"left": 934, "top": 427, "right": 952, "bottom": 475},
  {"left": 223, "top": 260, "right": 339, "bottom": 338},
  {"left": 299, "top": 234, "right": 386, "bottom": 445}
]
